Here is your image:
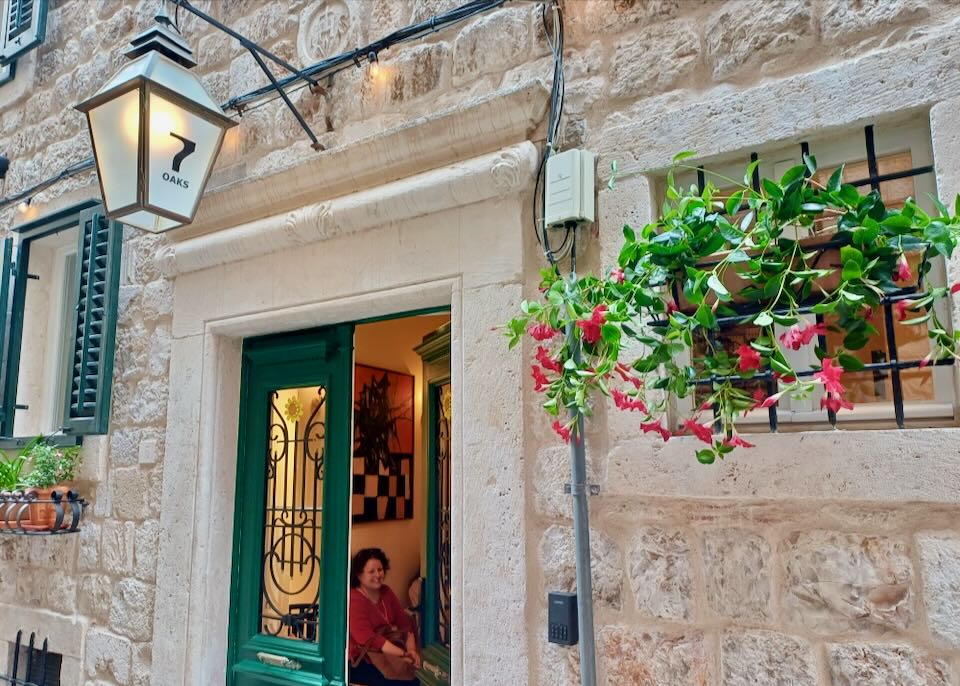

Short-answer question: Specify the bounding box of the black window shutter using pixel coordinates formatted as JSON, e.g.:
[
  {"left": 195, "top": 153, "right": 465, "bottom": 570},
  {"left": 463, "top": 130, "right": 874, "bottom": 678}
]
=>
[
  {"left": 62, "top": 209, "right": 121, "bottom": 435},
  {"left": 0, "top": 237, "right": 14, "bottom": 435}
]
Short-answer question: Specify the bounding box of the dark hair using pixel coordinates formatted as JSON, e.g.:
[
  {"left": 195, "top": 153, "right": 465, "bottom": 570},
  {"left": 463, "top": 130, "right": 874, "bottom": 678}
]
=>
[{"left": 350, "top": 548, "right": 390, "bottom": 588}]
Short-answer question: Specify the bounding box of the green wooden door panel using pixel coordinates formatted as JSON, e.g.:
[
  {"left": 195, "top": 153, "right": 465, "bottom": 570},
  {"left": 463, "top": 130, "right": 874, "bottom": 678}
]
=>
[{"left": 228, "top": 325, "right": 353, "bottom": 686}]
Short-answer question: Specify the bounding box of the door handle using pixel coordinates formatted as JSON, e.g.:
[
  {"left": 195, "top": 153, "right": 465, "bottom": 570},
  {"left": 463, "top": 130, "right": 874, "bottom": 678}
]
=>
[{"left": 256, "top": 652, "right": 302, "bottom": 671}]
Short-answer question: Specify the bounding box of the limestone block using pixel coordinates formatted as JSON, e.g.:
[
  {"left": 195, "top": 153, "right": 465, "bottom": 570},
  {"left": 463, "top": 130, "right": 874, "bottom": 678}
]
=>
[
  {"left": 148, "top": 324, "right": 173, "bottom": 379},
  {"left": 126, "top": 378, "right": 169, "bottom": 427},
  {"left": 828, "top": 643, "right": 952, "bottom": 685},
  {"left": 42, "top": 570, "right": 77, "bottom": 615},
  {"left": 132, "top": 642, "right": 151, "bottom": 686},
  {"left": 77, "top": 520, "right": 101, "bottom": 572},
  {"left": 138, "top": 438, "right": 159, "bottom": 466},
  {"left": 721, "top": 630, "right": 817, "bottom": 686},
  {"left": 85, "top": 629, "right": 132, "bottom": 685},
  {"left": 98, "top": 5, "right": 134, "bottom": 46},
  {"left": 389, "top": 42, "right": 448, "bottom": 104},
  {"left": 452, "top": 7, "right": 530, "bottom": 87},
  {"left": 598, "top": 174, "right": 654, "bottom": 274},
  {"left": 78, "top": 574, "right": 113, "bottom": 624},
  {"left": 598, "top": 625, "right": 709, "bottom": 686},
  {"left": 198, "top": 31, "right": 232, "bottom": 68},
  {"left": 95, "top": 0, "right": 122, "bottom": 20},
  {"left": 609, "top": 20, "right": 700, "bottom": 99},
  {"left": 821, "top": 0, "right": 930, "bottom": 40},
  {"left": 782, "top": 530, "right": 914, "bottom": 634},
  {"left": 115, "top": 323, "right": 150, "bottom": 383},
  {"left": 141, "top": 280, "right": 174, "bottom": 320},
  {"left": 532, "top": 444, "right": 602, "bottom": 520},
  {"left": 233, "top": 2, "right": 297, "bottom": 48},
  {"left": 110, "top": 578, "right": 156, "bottom": 642},
  {"left": 565, "top": 0, "right": 680, "bottom": 39},
  {"left": 134, "top": 520, "right": 160, "bottom": 582},
  {"left": 540, "top": 524, "right": 623, "bottom": 610},
  {"left": 917, "top": 533, "right": 960, "bottom": 648},
  {"left": 117, "top": 285, "right": 142, "bottom": 325},
  {"left": 628, "top": 526, "right": 692, "bottom": 621},
  {"left": 538, "top": 640, "right": 579, "bottom": 686},
  {"left": 0, "top": 564, "right": 17, "bottom": 603},
  {"left": 103, "top": 520, "right": 136, "bottom": 575},
  {"left": 111, "top": 467, "right": 154, "bottom": 521},
  {"left": 705, "top": 1, "right": 814, "bottom": 81},
  {"left": 703, "top": 528, "right": 771, "bottom": 622}
]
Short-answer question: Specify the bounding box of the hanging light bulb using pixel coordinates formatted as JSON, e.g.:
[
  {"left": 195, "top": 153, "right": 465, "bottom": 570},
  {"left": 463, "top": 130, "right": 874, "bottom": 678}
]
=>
[
  {"left": 17, "top": 197, "right": 30, "bottom": 213},
  {"left": 368, "top": 51, "right": 381, "bottom": 80}
]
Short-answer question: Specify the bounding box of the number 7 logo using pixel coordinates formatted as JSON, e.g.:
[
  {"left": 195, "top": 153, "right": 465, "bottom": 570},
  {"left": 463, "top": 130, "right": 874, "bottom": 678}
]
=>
[{"left": 170, "top": 132, "right": 196, "bottom": 173}]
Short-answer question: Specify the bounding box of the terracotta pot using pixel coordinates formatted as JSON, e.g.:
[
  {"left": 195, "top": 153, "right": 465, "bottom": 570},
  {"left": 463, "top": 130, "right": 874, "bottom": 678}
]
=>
[{"left": 26, "top": 487, "right": 71, "bottom": 530}]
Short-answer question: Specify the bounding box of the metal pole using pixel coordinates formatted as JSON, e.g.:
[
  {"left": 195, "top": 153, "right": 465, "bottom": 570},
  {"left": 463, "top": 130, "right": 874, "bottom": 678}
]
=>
[{"left": 565, "top": 233, "right": 598, "bottom": 686}]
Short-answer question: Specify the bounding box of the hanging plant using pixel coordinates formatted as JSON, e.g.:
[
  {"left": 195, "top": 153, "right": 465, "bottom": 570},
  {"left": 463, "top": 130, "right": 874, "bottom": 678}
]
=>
[{"left": 507, "top": 152, "right": 960, "bottom": 463}]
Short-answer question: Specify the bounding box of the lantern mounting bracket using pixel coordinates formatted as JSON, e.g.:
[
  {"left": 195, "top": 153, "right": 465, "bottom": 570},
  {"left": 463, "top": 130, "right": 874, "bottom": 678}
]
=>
[{"left": 167, "top": 0, "right": 325, "bottom": 151}]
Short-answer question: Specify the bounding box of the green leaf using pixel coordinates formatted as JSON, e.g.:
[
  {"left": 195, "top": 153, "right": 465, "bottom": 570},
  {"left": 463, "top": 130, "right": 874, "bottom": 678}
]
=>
[
  {"left": 902, "top": 313, "right": 932, "bottom": 326},
  {"left": 622, "top": 224, "right": 636, "bottom": 242},
  {"left": 770, "top": 357, "right": 793, "bottom": 375},
  {"left": 673, "top": 150, "right": 696, "bottom": 163},
  {"left": 826, "top": 165, "right": 844, "bottom": 193},
  {"left": 800, "top": 202, "right": 826, "bottom": 213},
  {"left": 740, "top": 211, "right": 755, "bottom": 232},
  {"left": 696, "top": 449, "right": 717, "bottom": 465},
  {"left": 803, "top": 153, "right": 818, "bottom": 175},
  {"left": 726, "top": 190, "right": 744, "bottom": 216},
  {"left": 607, "top": 159, "right": 619, "bottom": 190},
  {"left": 842, "top": 260, "right": 862, "bottom": 282},
  {"left": 838, "top": 353, "right": 865, "bottom": 371},
  {"left": 728, "top": 249, "right": 750, "bottom": 263},
  {"left": 780, "top": 164, "right": 807, "bottom": 187},
  {"left": 838, "top": 183, "right": 861, "bottom": 206},
  {"left": 840, "top": 245, "right": 863, "bottom": 265},
  {"left": 843, "top": 331, "right": 870, "bottom": 350},
  {"left": 743, "top": 159, "right": 760, "bottom": 186},
  {"left": 753, "top": 312, "right": 773, "bottom": 327},
  {"left": 695, "top": 305, "right": 718, "bottom": 329},
  {"left": 762, "top": 178, "right": 783, "bottom": 199},
  {"left": 707, "top": 274, "right": 730, "bottom": 298}
]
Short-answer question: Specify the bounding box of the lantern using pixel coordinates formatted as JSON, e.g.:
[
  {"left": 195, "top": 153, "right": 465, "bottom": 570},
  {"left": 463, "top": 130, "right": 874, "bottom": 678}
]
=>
[{"left": 75, "top": 11, "right": 236, "bottom": 233}]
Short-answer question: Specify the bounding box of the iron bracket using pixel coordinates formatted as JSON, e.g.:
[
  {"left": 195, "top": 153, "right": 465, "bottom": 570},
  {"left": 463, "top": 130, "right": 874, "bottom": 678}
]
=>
[{"left": 564, "top": 483, "right": 600, "bottom": 496}]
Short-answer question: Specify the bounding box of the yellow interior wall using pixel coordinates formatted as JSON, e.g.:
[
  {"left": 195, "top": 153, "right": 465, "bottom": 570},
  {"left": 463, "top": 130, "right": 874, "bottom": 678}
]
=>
[{"left": 352, "top": 313, "right": 450, "bottom": 607}]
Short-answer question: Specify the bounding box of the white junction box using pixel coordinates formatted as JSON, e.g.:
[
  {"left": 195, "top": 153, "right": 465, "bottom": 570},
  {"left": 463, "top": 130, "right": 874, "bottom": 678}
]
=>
[{"left": 544, "top": 148, "right": 596, "bottom": 229}]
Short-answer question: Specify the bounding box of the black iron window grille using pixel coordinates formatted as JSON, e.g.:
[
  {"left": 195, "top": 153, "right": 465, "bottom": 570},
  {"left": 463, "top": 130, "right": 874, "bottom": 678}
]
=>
[
  {"left": 0, "top": 490, "right": 85, "bottom": 535},
  {"left": 2, "top": 631, "right": 61, "bottom": 686},
  {"left": 676, "top": 124, "right": 954, "bottom": 433}
]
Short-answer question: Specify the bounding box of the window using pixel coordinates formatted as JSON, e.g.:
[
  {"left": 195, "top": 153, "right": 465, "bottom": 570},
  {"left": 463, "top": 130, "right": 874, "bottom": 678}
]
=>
[
  {"left": 0, "top": 201, "right": 122, "bottom": 442},
  {"left": 0, "top": 0, "right": 47, "bottom": 66},
  {"left": 669, "top": 118, "right": 955, "bottom": 431}
]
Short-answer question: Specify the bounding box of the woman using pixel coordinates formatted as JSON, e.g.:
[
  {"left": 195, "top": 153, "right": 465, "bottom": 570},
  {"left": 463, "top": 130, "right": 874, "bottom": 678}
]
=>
[{"left": 349, "top": 548, "right": 421, "bottom": 686}]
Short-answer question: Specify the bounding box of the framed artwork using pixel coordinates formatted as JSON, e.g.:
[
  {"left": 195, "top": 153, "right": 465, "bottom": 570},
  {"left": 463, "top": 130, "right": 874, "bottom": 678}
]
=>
[{"left": 352, "top": 364, "right": 415, "bottom": 522}]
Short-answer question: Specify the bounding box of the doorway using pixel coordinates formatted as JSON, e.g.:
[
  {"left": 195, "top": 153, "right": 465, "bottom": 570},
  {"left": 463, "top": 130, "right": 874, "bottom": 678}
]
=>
[{"left": 226, "top": 312, "right": 451, "bottom": 686}]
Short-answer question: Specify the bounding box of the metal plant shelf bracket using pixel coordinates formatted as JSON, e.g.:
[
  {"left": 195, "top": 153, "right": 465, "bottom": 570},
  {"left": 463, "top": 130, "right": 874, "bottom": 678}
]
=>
[{"left": 0, "top": 490, "right": 86, "bottom": 535}]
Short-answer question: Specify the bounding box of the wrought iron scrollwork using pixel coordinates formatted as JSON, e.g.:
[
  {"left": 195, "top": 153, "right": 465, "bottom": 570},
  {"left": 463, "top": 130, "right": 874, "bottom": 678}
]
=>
[
  {"left": 260, "top": 387, "right": 327, "bottom": 640},
  {"left": 436, "top": 383, "right": 452, "bottom": 648},
  {"left": 0, "top": 490, "right": 86, "bottom": 535}
]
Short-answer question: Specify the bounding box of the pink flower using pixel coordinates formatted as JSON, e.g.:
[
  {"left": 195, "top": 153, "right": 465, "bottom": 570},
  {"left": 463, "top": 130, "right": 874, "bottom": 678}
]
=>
[
  {"left": 773, "top": 371, "right": 797, "bottom": 383},
  {"left": 610, "top": 267, "right": 625, "bottom": 284},
  {"left": 552, "top": 420, "right": 571, "bottom": 443},
  {"left": 612, "top": 389, "right": 647, "bottom": 413},
  {"left": 641, "top": 420, "right": 671, "bottom": 442},
  {"left": 895, "top": 300, "right": 912, "bottom": 322},
  {"left": 722, "top": 434, "right": 755, "bottom": 449},
  {"left": 531, "top": 365, "right": 550, "bottom": 392},
  {"left": 894, "top": 255, "right": 912, "bottom": 282},
  {"left": 665, "top": 300, "right": 679, "bottom": 315},
  {"left": 820, "top": 393, "right": 854, "bottom": 413},
  {"left": 614, "top": 362, "right": 642, "bottom": 389},
  {"left": 576, "top": 304, "right": 608, "bottom": 345},
  {"left": 779, "top": 322, "right": 828, "bottom": 351},
  {"left": 682, "top": 418, "right": 715, "bottom": 445},
  {"left": 814, "top": 357, "right": 845, "bottom": 394},
  {"left": 736, "top": 343, "right": 762, "bottom": 372},
  {"left": 952, "top": 283, "right": 960, "bottom": 295},
  {"left": 535, "top": 346, "right": 562, "bottom": 373},
  {"left": 529, "top": 323, "right": 559, "bottom": 341},
  {"left": 920, "top": 353, "right": 933, "bottom": 369},
  {"left": 863, "top": 305, "right": 875, "bottom": 321},
  {"left": 760, "top": 391, "right": 786, "bottom": 409}
]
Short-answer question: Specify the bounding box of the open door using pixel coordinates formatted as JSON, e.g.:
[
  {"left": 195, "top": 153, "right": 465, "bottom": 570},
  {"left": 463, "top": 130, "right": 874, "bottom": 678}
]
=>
[{"left": 227, "top": 325, "right": 353, "bottom": 686}]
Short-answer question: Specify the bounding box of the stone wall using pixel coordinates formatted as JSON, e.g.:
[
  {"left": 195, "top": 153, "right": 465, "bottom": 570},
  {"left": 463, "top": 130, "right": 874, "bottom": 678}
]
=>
[{"left": 0, "top": 0, "right": 959, "bottom": 685}]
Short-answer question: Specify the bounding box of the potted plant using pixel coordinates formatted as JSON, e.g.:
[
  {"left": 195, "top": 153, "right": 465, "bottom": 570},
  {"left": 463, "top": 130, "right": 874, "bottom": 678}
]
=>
[
  {"left": 0, "top": 450, "right": 28, "bottom": 528},
  {"left": 20, "top": 439, "right": 82, "bottom": 530},
  {"left": 507, "top": 152, "right": 960, "bottom": 464}
]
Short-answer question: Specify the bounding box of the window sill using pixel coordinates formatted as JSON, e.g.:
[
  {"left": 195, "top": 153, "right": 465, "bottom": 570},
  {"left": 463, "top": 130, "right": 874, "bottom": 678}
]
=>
[{"left": 738, "top": 401, "right": 956, "bottom": 431}]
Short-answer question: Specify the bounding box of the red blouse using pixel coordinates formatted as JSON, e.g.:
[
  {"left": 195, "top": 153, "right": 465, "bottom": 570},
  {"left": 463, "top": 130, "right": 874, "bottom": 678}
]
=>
[{"left": 348, "top": 585, "right": 413, "bottom": 661}]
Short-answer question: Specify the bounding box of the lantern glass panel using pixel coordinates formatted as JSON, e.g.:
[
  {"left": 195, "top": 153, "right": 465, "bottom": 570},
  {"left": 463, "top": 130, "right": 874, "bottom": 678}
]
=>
[
  {"left": 146, "top": 91, "right": 224, "bottom": 222},
  {"left": 115, "top": 209, "right": 181, "bottom": 233},
  {"left": 87, "top": 88, "right": 140, "bottom": 212}
]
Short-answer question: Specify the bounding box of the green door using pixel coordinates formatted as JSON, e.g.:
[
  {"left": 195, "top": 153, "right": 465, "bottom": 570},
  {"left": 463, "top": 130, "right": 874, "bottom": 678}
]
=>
[{"left": 228, "top": 325, "right": 353, "bottom": 686}]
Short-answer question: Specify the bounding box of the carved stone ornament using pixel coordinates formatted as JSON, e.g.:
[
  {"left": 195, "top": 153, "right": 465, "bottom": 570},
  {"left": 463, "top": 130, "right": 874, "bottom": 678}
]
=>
[
  {"left": 298, "top": 0, "right": 354, "bottom": 64},
  {"left": 490, "top": 148, "right": 524, "bottom": 194}
]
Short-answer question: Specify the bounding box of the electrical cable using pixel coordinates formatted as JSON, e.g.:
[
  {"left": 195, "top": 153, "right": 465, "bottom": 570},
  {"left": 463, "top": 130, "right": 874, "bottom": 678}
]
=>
[{"left": 534, "top": 0, "right": 565, "bottom": 266}]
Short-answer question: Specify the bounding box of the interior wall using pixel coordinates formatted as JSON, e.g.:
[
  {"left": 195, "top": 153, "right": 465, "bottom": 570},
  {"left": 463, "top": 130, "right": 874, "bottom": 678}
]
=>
[{"left": 352, "top": 313, "right": 451, "bottom": 607}]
